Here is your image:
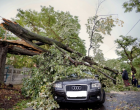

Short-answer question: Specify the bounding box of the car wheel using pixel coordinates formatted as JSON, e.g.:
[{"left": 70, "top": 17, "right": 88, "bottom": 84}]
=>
[{"left": 99, "top": 89, "right": 105, "bottom": 104}]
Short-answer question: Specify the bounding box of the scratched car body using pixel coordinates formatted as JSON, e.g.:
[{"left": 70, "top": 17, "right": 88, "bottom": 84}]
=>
[{"left": 52, "top": 71, "right": 105, "bottom": 104}]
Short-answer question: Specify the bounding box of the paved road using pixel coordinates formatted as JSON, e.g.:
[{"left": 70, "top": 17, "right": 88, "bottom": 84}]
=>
[
  {"left": 25, "top": 91, "right": 140, "bottom": 110},
  {"left": 103, "top": 91, "right": 140, "bottom": 110}
]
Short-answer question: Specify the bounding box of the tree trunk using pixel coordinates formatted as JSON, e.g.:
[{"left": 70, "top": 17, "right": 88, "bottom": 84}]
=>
[{"left": 0, "top": 42, "right": 8, "bottom": 83}]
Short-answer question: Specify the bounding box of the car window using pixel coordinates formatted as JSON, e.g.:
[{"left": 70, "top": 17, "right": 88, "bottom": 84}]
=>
[
  {"left": 68, "top": 71, "right": 92, "bottom": 78},
  {"left": 68, "top": 73, "right": 77, "bottom": 78},
  {"left": 83, "top": 71, "right": 92, "bottom": 75}
]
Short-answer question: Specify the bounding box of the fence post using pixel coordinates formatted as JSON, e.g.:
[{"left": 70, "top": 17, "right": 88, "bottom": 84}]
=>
[{"left": 11, "top": 66, "right": 14, "bottom": 82}]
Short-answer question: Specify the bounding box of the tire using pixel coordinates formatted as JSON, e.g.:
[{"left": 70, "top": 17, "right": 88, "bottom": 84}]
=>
[{"left": 99, "top": 89, "right": 105, "bottom": 104}]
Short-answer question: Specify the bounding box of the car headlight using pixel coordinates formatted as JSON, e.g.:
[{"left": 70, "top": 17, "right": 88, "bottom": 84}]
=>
[
  {"left": 91, "top": 83, "right": 101, "bottom": 88},
  {"left": 53, "top": 83, "right": 62, "bottom": 88}
]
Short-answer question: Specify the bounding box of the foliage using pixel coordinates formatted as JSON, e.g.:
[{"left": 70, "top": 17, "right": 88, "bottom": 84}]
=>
[
  {"left": 12, "top": 99, "right": 31, "bottom": 110},
  {"left": 86, "top": 15, "right": 118, "bottom": 57},
  {"left": 123, "top": 0, "right": 140, "bottom": 13},
  {"left": 13, "top": 6, "right": 86, "bottom": 55},
  {"left": 6, "top": 54, "right": 35, "bottom": 68},
  {"left": 105, "top": 59, "right": 121, "bottom": 72},
  {"left": 133, "top": 57, "right": 140, "bottom": 78},
  {"left": 0, "top": 27, "right": 5, "bottom": 39},
  {"left": 5, "top": 5, "right": 87, "bottom": 68},
  {"left": 120, "top": 62, "right": 131, "bottom": 73},
  {"left": 21, "top": 44, "right": 139, "bottom": 110},
  {"left": 93, "top": 49, "right": 105, "bottom": 63},
  {"left": 0, "top": 27, "right": 18, "bottom": 40},
  {"left": 21, "top": 45, "right": 93, "bottom": 110},
  {"left": 133, "top": 56, "right": 140, "bottom": 66},
  {"left": 115, "top": 35, "right": 140, "bottom": 72}
]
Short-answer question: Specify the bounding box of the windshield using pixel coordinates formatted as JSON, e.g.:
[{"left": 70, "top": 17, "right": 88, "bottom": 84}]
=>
[
  {"left": 68, "top": 71, "right": 92, "bottom": 78},
  {"left": 83, "top": 71, "right": 92, "bottom": 75}
]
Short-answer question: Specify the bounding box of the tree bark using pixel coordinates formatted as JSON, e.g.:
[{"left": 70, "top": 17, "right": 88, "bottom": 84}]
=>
[
  {"left": 0, "top": 40, "right": 41, "bottom": 56},
  {"left": 1, "top": 18, "right": 80, "bottom": 54},
  {"left": 0, "top": 42, "right": 8, "bottom": 83},
  {"left": 8, "top": 45, "right": 40, "bottom": 56}
]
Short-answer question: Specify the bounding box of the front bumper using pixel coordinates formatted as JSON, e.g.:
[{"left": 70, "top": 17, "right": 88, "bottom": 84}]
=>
[{"left": 53, "top": 88, "right": 102, "bottom": 103}]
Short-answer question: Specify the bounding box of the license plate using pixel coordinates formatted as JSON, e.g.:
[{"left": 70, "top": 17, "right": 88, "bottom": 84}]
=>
[{"left": 66, "top": 91, "right": 87, "bottom": 97}]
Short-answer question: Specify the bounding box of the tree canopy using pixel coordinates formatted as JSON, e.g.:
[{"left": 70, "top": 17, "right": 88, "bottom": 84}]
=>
[
  {"left": 123, "top": 0, "right": 140, "bottom": 13},
  {"left": 13, "top": 6, "right": 86, "bottom": 55},
  {"left": 115, "top": 35, "right": 140, "bottom": 73}
]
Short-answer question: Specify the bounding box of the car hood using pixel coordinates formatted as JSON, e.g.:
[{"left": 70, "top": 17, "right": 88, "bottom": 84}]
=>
[{"left": 56, "top": 78, "right": 99, "bottom": 85}]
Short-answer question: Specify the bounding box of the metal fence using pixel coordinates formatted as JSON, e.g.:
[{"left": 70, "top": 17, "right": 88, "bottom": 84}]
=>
[{"left": 4, "top": 65, "right": 31, "bottom": 84}]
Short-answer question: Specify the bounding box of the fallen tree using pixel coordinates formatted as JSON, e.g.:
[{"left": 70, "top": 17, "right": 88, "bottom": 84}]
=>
[
  {"left": 0, "top": 18, "right": 118, "bottom": 75},
  {"left": 0, "top": 18, "right": 119, "bottom": 84}
]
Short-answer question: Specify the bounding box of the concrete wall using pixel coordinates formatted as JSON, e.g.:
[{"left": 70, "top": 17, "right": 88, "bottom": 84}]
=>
[{"left": 4, "top": 65, "right": 31, "bottom": 85}]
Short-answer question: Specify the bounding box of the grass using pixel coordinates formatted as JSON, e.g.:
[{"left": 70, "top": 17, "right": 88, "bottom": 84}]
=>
[
  {"left": 13, "top": 84, "right": 23, "bottom": 89},
  {"left": 11, "top": 84, "right": 31, "bottom": 110},
  {"left": 12, "top": 99, "right": 31, "bottom": 110}
]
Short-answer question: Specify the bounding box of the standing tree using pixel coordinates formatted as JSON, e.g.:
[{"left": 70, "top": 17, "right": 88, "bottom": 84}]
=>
[
  {"left": 86, "top": 0, "right": 124, "bottom": 62},
  {"left": 13, "top": 6, "right": 86, "bottom": 55},
  {"left": 115, "top": 35, "right": 140, "bottom": 73},
  {"left": 0, "top": 42, "right": 8, "bottom": 82},
  {"left": 123, "top": 0, "right": 140, "bottom": 13}
]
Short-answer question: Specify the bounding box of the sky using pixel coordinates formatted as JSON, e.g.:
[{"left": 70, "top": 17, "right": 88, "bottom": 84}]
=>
[{"left": 0, "top": 0, "right": 140, "bottom": 59}]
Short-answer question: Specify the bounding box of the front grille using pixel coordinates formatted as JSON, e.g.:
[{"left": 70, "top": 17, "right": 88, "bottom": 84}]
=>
[
  {"left": 66, "top": 85, "right": 87, "bottom": 91},
  {"left": 67, "top": 97, "right": 86, "bottom": 99}
]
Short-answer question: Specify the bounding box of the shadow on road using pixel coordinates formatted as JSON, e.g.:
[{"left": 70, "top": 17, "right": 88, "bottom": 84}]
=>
[{"left": 56, "top": 103, "right": 106, "bottom": 110}]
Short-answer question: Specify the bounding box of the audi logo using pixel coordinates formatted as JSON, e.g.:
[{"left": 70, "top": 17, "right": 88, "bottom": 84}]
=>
[{"left": 71, "top": 86, "right": 82, "bottom": 90}]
